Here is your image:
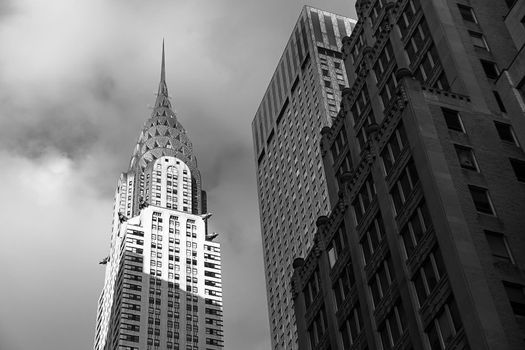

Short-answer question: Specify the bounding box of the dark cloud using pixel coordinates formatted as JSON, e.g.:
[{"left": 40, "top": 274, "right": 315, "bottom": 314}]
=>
[{"left": 0, "top": 105, "right": 99, "bottom": 159}]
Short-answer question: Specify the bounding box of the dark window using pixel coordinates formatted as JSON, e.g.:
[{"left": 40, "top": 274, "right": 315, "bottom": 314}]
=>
[
  {"left": 340, "top": 305, "right": 363, "bottom": 347},
  {"left": 454, "top": 145, "right": 478, "bottom": 171},
  {"left": 493, "top": 91, "right": 507, "bottom": 113},
  {"left": 434, "top": 72, "right": 450, "bottom": 91},
  {"left": 469, "top": 31, "right": 488, "bottom": 50},
  {"left": 324, "top": 80, "right": 332, "bottom": 88},
  {"left": 425, "top": 298, "right": 463, "bottom": 349},
  {"left": 391, "top": 160, "right": 420, "bottom": 214},
  {"left": 369, "top": 256, "right": 394, "bottom": 308},
  {"left": 484, "top": 230, "right": 514, "bottom": 264},
  {"left": 509, "top": 158, "right": 525, "bottom": 182},
  {"left": 397, "top": 0, "right": 420, "bottom": 38},
  {"left": 328, "top": 224, "right": 347, "bottom": 268},
  {"left": 381, "top": 123, "right": 408, "bottom": 174},
  {"left": 360, "top": 214, "right": 385, "bottom": 265},
  {"left": 468, "top": 185, "right": 495, "bottom": 215},
  {"left": 458, "top": 4, "right": 477, "bottom": 23},
  {"left": 413, "top": 248, "right": 446, "bottom": 306},
  {"left": 308, "top": 307, "right": 328, "bottom": 348},
  {"left": 503, "top": 281, "right": 525, "bottom": 318},
  {"left": 480, "top": 59, "right": 499, "bottom": 79},
  {"left": 333, "top": 263, "right": 356, "bottom": 309},
  {"left": 494, "top": 121, "right": 520, "bottom": 146},
  {"left": 401, "top": 201, "right": 432, "bottom": 257},
  {"left": 378, "top": 304, "right": 406, "bottom": 349},
  {"left": 442, "top": 108, "right": 464, "bottom": 132},
  {"left": 518, "top": 76, "right": 525, "bottom": 101},
  {"left": 353, "top": 176, "right": 376, "bottom": 223}
]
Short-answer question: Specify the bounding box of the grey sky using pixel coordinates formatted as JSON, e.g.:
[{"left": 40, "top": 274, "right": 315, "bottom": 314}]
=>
[{"left": 0, "top": 1, "right": 356, "bottom": 349}]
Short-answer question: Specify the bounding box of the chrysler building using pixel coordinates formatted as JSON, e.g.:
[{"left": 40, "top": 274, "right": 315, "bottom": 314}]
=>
[{"left": 94, "top": 44, "right": 224, "bottom": 350}]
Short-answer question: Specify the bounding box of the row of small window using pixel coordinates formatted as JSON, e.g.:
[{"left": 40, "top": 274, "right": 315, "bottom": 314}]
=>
[
  {"left": 339, "top": 295, "right": 464, "bottom": 350},
  {"left": 443, "top": 108, "right": 520, "bottom": 146}
]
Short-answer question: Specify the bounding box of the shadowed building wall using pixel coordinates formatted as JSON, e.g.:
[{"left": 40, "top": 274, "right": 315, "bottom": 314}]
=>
[{"left": 291, "top": 0, "right": 525, "bottom": 349}]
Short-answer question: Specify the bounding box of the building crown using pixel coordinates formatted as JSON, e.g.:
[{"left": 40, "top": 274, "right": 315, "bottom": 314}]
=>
[{"left": 128, "top": 42, "right": 197, "bottom": 171}]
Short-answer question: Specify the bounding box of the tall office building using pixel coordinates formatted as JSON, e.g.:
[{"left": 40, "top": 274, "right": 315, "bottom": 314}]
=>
[
  {"left": 291, "top": 0, "right": 525, "bottom": 349},
  {"left": 94, "top": 45, "right": 224, "bottom": 350},
  {"left": 251, "top": 6, "right": 356, "bottom": 349}
]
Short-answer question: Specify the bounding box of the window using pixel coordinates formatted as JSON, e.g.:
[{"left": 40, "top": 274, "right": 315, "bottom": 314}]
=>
[
  {"left": 505, "top": 0, "right": 517, "bottom": 9},
  {"left": 458, "top": 4, "right": 477, "bottom": 23},
  {"left": 397, "top": 0, "right": 420, "bottom": 38},
  {"left": 503, "top": 281, "right": 525, "bottom": 320},
  {"left": 468, "top": 185, "right": 495, "bottom": 215},
  {"left": 374, "top": 41, "right": 394, "bottom": 81},
  {"left": 401, "top": 201, "right": 432, "bottom": 257},
  {"left": 484, "top": 230, "right": 514, "bottom": 264},
  {"left": 328, "top": 224, "right": 347, "bottom": 267},
  {"left": 426, "top": 298, "right": 463, "bottom": 349},
  {"left": 454, "top": 145, "right": 478, "bottom": 171},
  {"left": 413, "top": 45, "right": 440, "bottom": 83},
  {"left": 331, "top": 129, "right": 348, "bottom": 160},
  {"left": 412, "top": 248, "right": 446, "bottom": 306},
  {"left": 360, "top": 214, "right": 386, "bottom": 265},
  {"left": 405, "top": 19, "right": 431, "bottom": 63},
  {"left": 390, "top": 161, "right": 420, "bottom": 214},
  {"left": 353, "top": 176, "right": 376, "bottom": 223},
  {"left": 333, "top": 263, "right": 356, "bottom": 309},
  {"left": 469, "top": 31, "right": 488, "bottom": 50},
  {"left": 442, "top": 108, "right": 465, "bottom": 132},
  {"left": 518, "top": 76, "right": 525, "bottom": 101},
  {"left": 493, "top": 90, "right": 507, "bottom": 113},
  {"left": 340, "top": 305, "right": 363, "bottom": 348},
  {"left": 381, "top": 123, "right": 408, "bottom": 174},
  {"left": 480, "top": 59, "right": 499, "bottom": 80},
  {"left": 380, "top": 68, "right": 399, "bottom": 109},
  {"left": 509, "top": 158, "right": 525, "bottom": 182},
  {"left": 494, "top": 121, "right": 520, "bottom": 146},
  {"left": 308, "top": 307, "right": 328, "bottom": 349},
  {"left": 369, "top": 256, "right": 394, "bottom": 308},
  {"left": 379, "top": 304, "right": 406, "bottom": 349},
  {"left": 304, "top": 269, "right": 320, "bottom": 308}
]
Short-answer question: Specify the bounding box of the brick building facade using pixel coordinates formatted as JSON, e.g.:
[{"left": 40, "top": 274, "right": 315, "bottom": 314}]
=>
[{"left": 291, "top": 1, "right": 525, "bottom": 349}]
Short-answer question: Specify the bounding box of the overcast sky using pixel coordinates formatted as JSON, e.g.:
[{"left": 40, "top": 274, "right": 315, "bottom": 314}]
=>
[{"left": 0, "top": 1, "right": 356, "bottom": 349}]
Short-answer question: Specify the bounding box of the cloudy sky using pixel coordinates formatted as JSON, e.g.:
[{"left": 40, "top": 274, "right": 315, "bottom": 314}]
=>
[{"left": 0, "top": 0, "right": 356, "bottom": 349}]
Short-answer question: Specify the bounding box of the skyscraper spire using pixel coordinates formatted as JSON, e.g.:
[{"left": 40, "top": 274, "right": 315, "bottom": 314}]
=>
[
  {"left": 94, "top": 44, "right": 223, "bottom": 350},
  {"left": 160, "top": 39, "right": 166, "bottom": 83},
  {"left": 155, "top": 40, "right": 171, "bottom": 109}
]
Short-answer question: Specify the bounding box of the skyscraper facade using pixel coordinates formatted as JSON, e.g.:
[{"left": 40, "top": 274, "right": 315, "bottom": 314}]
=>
[
  {"left": 251, "top": 6, "right": 356, "bottom": 349},
  {"left": 291, "top": 0, "right": 525, "bottom": 349},
  {"left": 94, "top": 46, "right": 223, "bottom": 350}
]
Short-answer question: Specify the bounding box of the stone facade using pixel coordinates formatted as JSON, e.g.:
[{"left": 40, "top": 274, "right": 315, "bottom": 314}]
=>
[{"left": 291, "top": 1, "right": 525, "bottom": 349}]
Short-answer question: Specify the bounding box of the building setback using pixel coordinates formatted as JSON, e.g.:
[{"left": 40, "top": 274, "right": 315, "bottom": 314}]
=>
[
  {"left": 93, "top": 45, "right": 224, "bottom": 350},
  {"left": 251, "top": 6, "right": 356, "bottom": 349},
  {"left": 291, "top": 0, "right": 525, "bottom": 349}
]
